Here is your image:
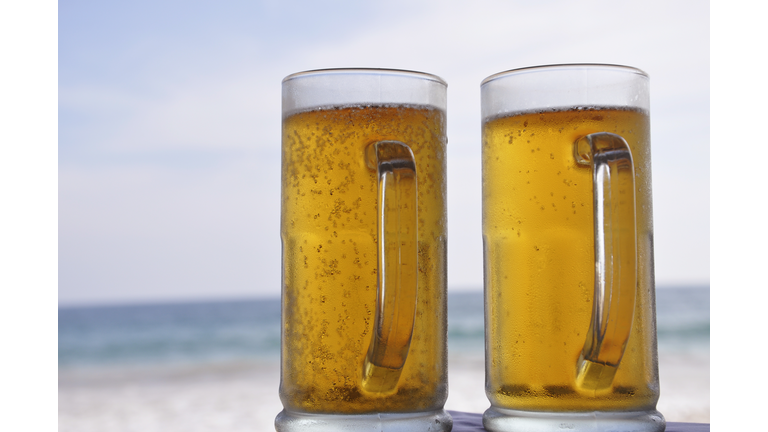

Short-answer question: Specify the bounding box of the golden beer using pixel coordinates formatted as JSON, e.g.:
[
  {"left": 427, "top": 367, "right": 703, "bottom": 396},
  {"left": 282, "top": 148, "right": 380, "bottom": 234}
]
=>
[
  {"left": 280, "top": 104, "right": 448, "bottom": 414},
  {"left": 482, "top": 107, "right": 660, "bottom": 412}
]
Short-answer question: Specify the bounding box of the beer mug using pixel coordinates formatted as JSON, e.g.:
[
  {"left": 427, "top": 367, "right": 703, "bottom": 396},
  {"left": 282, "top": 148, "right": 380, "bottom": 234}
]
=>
[
  {"left": 480, "top": 64, "right": 665, "bottom": 432},
  {"left": 276, "top": 69, "right": 452, "bottom": 431}
]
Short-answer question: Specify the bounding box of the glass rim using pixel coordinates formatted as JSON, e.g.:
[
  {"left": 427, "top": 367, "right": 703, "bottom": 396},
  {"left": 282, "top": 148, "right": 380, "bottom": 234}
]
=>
[
  {"left": 282, "top": 67, "right": 448, "bottom": 87},
  {"left": 481, "top": 63, "right": 648, "bottom": 87}
]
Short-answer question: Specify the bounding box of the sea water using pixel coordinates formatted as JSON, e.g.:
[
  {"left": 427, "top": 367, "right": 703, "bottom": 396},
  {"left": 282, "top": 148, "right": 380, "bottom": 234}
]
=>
[
  {"left": 58, "top": 298, "right": 282, "bottom": 368},
  {"left": 58, "top": 287, "right": 709, "bottom": 370}
]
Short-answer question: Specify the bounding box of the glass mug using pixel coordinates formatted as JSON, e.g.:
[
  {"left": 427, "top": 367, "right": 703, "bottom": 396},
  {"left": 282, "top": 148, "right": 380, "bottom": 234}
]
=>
[
  {"left": 276, "top": 69, "right": 452, "bottom": 431},
  {"left": 481, "top": 64, "right": 665, "bottom": 432}
]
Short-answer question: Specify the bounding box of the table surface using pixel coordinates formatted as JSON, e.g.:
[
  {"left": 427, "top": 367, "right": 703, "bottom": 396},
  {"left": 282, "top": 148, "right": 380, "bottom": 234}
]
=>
[{"left": 448, "top": 411, "right": 710, "bottom": 432}]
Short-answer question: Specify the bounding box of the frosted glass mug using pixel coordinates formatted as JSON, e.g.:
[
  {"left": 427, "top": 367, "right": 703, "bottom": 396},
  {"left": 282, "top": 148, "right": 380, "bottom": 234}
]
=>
[
  {"left": 276, "top": 69, "right": 452, "bottom": 432},
  {"left": 481, "top": 64, "right": 665, "bottom": 432}
]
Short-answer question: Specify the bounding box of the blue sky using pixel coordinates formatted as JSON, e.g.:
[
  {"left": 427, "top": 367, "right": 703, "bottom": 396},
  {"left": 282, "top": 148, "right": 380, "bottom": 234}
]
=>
[{"left": 57, "top": 0, "right": 710, "bottom": 305}]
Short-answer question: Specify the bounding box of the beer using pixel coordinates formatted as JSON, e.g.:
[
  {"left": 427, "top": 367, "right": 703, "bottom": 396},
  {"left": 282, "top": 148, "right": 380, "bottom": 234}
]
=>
[
  {"left": 482, "top": 107, "right": 659, "bottom": 412},
  {"left": 280, "top": 104, "right": 448, "bottom": 414}
]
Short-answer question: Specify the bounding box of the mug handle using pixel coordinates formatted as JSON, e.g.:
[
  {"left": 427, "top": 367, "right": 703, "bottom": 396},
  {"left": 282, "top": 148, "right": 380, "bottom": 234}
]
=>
[
  {"left": 361, "top": 140, "right": 419, "bottom": 393},
  {"left": 573, "top": 133, "right": 638, "bottom": 391}
]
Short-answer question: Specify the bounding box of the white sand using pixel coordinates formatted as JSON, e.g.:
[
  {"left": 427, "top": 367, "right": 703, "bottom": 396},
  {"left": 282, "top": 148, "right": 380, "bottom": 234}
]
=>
[
  {"left": 656, "top": 350, "right": 710, "bottom": 423},
  {"left": 59, "top": 351, "right": 708, "bottom": 432},
  {"left": 59, "top": 361, "right": 283, "bottom": 432}
]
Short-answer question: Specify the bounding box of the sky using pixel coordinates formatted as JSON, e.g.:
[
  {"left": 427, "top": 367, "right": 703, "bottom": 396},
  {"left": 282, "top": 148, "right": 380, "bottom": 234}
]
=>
[{"left": 56, "top": 0, "right": 710, "bottom": 306}]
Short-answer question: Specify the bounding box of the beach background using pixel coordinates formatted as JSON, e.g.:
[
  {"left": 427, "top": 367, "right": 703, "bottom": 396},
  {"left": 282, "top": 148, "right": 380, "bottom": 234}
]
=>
[
  {"left": 58, "top": 286, "right": 709, "bottom": 431},
  {"left": 41, "top": 0, "right": 714, "bottom": 430}
]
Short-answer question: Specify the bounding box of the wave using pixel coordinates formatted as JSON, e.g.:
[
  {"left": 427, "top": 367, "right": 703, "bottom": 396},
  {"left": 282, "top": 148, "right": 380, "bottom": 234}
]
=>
[{"left": 59, "top": 286, "right": 709, "bottom": 368}]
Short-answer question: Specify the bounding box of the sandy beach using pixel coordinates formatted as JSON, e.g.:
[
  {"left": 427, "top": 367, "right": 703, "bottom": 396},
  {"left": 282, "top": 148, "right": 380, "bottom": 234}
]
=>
[{"left": 59, "top": 350, "right": 708, "bottom": 432}]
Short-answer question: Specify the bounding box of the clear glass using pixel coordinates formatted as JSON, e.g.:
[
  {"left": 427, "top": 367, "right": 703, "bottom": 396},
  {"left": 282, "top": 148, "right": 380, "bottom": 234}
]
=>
[
  {"left": 481, "top": 64, "right": 664, "bottom": 432},
  {"left": 277, "top": 68, "right": 451, "bottom": 432}
]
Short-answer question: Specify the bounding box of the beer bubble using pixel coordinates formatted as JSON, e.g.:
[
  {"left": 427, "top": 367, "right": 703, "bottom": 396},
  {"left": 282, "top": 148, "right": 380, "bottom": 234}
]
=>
[{"left": 282, "top": 104, "right": 447, "bottom": 411}]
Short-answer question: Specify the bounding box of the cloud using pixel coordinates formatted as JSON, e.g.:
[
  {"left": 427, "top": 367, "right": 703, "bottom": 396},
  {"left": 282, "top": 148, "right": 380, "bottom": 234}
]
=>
[
  {"left": 58, "top": 0, "right": 709, "bottom": 304},
  {"left": 59, "top": 158, "right": 282, "bottom": 305}
]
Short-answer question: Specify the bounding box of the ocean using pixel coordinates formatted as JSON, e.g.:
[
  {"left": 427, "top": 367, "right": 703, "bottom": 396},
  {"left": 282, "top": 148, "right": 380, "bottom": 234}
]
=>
[{"left": 58, "top": 286, "right": 709, "bottom": 370}]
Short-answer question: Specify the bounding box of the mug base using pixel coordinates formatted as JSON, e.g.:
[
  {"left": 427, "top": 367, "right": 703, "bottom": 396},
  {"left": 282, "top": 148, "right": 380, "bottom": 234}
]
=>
[
  {"left": 275, "top": 408, "right": 453, "bottom": 432},
  {"left": 482, "top": 406, "right": 665, "bottom": 432}
]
